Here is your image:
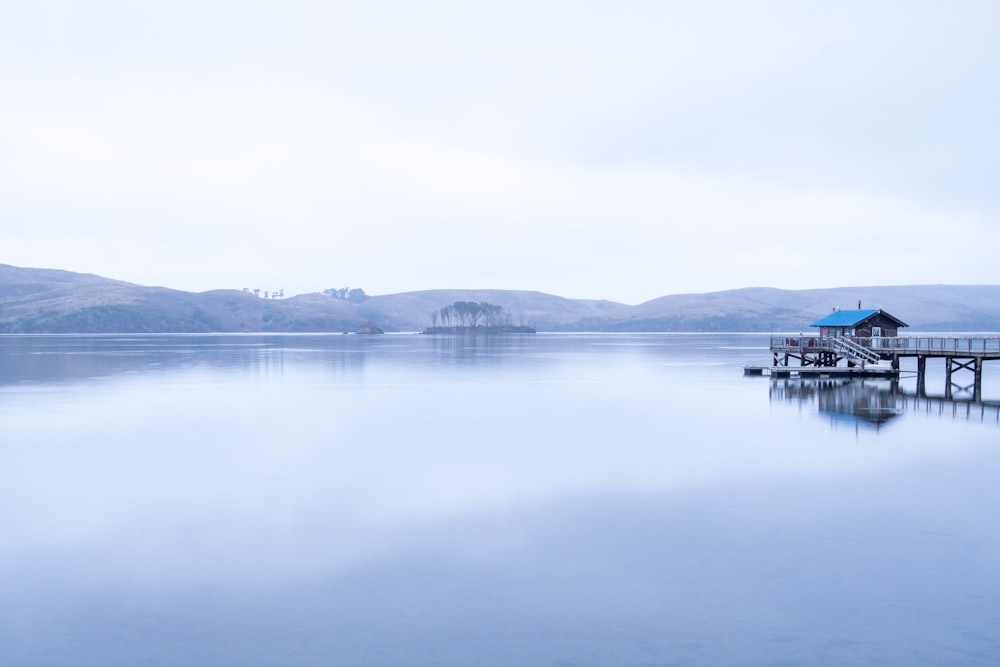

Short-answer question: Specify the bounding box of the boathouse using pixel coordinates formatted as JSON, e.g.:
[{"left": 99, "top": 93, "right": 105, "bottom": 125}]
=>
[
  {"left": 751, "top": 306, "right": 999, "bottom": 400},
  {"left": 811, "top": 308, "right": 908, "bottom": 339}
]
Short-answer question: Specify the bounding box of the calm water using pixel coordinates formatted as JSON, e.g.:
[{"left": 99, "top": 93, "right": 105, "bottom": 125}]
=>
[{"left": 1, "top": 333, "right": 999, "bottom": 666}]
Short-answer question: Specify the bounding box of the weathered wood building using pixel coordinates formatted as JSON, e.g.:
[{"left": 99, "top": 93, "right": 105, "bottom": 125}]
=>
[{"left": 810, "top": 308, "right": 909, "bottom": 339}]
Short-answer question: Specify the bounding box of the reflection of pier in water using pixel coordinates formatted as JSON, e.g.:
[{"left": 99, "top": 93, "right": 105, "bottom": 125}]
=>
[
  {"left": 770, "top": 378, "right": 1000, "bottom": 428},
  {"left": 897, "top": 392, "right": 1000, "bottom": 425}
]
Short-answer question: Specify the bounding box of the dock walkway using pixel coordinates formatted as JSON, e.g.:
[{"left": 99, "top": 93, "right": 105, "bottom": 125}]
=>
[
  {"left": 744, "top": 365, "right": 896, "bottom": 379},
  {"left": 753, "top": 335, "right": 1000, "bottom": 399}
]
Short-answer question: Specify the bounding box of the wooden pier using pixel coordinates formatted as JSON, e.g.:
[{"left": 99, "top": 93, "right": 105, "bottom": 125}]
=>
[
  {"left": 752, "top": 335, "right": 1000, "bottom": 399},
  {"left": 744, "top": 364, "right": 895, "bottom": 379}
]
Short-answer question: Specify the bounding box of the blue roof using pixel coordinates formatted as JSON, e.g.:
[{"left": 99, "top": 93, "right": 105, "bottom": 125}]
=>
[{"left": 811, "top": 309, "right": 880, "bottom": 327}]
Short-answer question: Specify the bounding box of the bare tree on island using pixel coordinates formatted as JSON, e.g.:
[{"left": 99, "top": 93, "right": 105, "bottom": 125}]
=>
[{"left": 425, "top": 301, "right": 533, "bottom": 334}]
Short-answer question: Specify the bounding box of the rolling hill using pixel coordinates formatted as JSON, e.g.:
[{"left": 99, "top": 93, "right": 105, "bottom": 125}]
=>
[{"left": 2, "top": 263, "right": 999, "bottom": 333}]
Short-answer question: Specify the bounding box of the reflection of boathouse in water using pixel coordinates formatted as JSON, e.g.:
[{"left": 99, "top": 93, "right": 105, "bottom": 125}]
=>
[
  {"left": 771, "top": 379, "right": 902, "bottom": 430},
  {"left": 771, "top": 378, "right": 1000, "bottom": 428},
  {"left": 747, "top": 305, "right": 1000, "bottom": 400}
]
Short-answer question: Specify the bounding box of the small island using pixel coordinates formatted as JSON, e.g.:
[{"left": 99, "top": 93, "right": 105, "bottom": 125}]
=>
[
  {"left": 422, "top": 301, "right": 535, "bottom": 334},
  {"left": 355, "top": 322, "right": 384, "bottom": 334}
]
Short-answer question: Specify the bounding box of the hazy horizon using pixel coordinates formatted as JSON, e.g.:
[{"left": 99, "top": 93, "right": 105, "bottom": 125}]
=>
[
  {"left": 3, "top": 2, "right": 998, "bottom": 303},
  {"left": 9, "top": 261, "right": 1000, "bottom": 307}
]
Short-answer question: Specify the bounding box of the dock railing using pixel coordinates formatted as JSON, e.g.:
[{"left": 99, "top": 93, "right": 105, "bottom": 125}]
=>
[{"left": 771, "top": 335, "right": 1000, "bottom": 357}]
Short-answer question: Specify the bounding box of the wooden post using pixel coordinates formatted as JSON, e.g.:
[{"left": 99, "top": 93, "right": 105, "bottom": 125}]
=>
[
  {"left": 916, "top": 356, "right": 926, "bottom": 397},
  {"left": 945, "top": 356, "right": 953, "bottom": 400},
  {"left": 975, "top": 358, "right": 983, "bottom": 402}
]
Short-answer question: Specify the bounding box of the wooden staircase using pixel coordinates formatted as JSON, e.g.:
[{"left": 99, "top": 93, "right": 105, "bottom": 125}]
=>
[{"left": 826, "top": 336, "right": 882, "bottom": 367}]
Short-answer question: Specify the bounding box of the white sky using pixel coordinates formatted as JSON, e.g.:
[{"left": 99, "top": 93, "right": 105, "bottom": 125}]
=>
[{"left": 2, "top": 1, "right": 998, "bottom": 304}]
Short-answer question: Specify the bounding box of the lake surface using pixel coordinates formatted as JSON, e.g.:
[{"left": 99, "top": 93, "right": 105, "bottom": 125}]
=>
[{"left": 2, "top": 332, "right": 999, "bottom": 666}]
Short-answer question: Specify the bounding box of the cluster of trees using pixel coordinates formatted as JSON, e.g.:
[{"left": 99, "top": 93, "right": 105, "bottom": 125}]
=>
[
  {"left": 430, "top": 301, "right": 515, "bottom": 328},
  {"left": 243, "top": 288, "right": 284, "bottom": 299},
  {"left": 323, "top": 287, "right": 369, "bottom": 303}
]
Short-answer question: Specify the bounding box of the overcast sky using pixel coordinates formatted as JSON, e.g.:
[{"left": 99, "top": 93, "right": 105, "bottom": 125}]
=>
[{"left": 2, "top": 1, "right": 998, "bottom": 304}]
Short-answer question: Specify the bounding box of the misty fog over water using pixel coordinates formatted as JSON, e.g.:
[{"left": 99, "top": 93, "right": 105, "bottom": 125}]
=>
[{"left": 2, "top": 333, "right": 999, "bottom": 666}]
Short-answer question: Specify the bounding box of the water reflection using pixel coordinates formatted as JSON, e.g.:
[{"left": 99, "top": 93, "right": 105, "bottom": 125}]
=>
[
  {"left": 0, "top": 334, "right": 266, "bottom": 385},
  {"left": 4, "top": 333, "right": 1000, "bottom": 666},
  {"left": 426, "top": 332, "right": 535, "bottom": 361},
  {"left": 771, "top": 377, "right": 1000, "bottom": 428},
  {"left": 0, "top": 334, "right": 376, "bottom": 387},
  {"left": 0, "top": 332, "right": 758, "bottom": 388},
  {"left": 771, "top": 378, "right": 903, "bottom": 429}
]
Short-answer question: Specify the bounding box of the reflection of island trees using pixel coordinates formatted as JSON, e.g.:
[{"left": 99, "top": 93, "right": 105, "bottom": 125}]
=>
[{"left": 425, "top": 301, "right": 534, "bottom": 334}]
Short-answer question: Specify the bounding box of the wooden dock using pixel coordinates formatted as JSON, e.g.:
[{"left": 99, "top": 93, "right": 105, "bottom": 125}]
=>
[
  {"left": 751, "top": 335, "right": 1000, "bottom": 399},
  {"left": 744, "top": 365, "right": 897, "bottom": 379}
]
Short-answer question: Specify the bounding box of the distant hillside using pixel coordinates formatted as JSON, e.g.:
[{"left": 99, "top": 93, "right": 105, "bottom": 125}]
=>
[
  {"left": 0, "top": 264, "right": 365, "bottom": 333},
  {"left": 612, "top": 286, "right": 1000, "bottom": 332},
  {"left": 2, "top": 264, "right": 999, "bottom": 333}
]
